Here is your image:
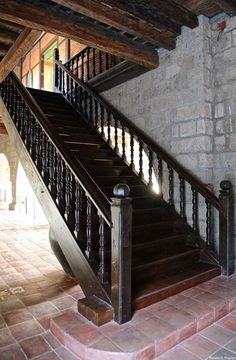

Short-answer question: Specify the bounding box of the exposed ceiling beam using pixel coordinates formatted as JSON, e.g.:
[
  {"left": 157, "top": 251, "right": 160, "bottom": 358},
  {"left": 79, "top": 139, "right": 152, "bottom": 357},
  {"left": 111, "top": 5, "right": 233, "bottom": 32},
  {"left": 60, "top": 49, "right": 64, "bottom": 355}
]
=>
[
  {"left": 0, "top": 0, "right": 159, "bottom": 69},
  {"left": 0, "top": 28, "right": 17, "bottom": 45},
  {"left": 0, "top": 28, "right": 41, "bottom": 83},
  {"left": 50, "top": 0, "right": 177, "bottom": 49},
  {"left": 0, "top": 19, "right": 24, "bottom": 32},
  {"left": 215, "top": 0, "right": 236, "bottom": 15},
  {"left": 0, "top": 43, "right": 10, "bottom": 57}
]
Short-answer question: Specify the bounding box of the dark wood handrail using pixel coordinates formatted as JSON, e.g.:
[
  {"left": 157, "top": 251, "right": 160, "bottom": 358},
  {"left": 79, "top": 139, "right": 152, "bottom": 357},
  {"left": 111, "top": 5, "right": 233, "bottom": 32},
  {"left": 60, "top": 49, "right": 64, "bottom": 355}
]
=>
[
  {"left": 55, "top": 60, "right": 220, "bottom": 210},
  {"left": 10, "top": 72, "right": 112, "bottom": 225}
]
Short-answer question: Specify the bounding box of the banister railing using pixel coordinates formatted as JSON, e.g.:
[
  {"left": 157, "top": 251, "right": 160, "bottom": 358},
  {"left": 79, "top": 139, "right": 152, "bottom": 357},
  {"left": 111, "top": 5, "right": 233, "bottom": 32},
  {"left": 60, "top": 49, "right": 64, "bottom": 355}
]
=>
[
  {"left": 54, "top": 49, "right": 234, "bottom": 277},
  {"left": 0, "top": 73, "right": 113, "bottom": 298},
  {"left": 64, "top": 46, "right": 124, "bottom": 82}
]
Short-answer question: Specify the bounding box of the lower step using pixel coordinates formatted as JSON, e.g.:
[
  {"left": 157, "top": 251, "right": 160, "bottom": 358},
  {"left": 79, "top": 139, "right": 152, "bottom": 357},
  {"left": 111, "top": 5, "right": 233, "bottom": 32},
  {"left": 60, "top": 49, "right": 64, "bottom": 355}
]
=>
[
  {"left": 50, "top": 272, "right": 235, "bottom": 360},
  {"left": 132, "top": 262, "right": 221, "bottom": 310}
]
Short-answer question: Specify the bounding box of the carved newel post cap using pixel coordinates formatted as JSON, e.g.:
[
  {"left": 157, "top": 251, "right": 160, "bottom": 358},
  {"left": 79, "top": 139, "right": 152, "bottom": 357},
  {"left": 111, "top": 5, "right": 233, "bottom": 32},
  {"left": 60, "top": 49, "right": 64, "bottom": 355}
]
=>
[
  {"left": 113, "top": 184, "right": 130, "bottom": 198},
  {"left": 220, "top": 180, "right": 232, "bottom": 191}
]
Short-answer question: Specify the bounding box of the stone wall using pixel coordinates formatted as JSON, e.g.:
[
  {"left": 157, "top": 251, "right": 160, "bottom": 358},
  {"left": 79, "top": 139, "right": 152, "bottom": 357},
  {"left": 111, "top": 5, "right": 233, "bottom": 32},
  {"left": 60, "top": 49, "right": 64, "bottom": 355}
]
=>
[{"left": 102, "top": 14, "right": 236, "bottom": 258}]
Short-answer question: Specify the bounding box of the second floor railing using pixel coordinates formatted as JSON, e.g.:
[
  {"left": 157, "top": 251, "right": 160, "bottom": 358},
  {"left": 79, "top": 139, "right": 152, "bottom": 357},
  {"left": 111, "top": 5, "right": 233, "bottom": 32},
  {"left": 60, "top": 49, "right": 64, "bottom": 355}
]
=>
[{"left": 63, "top": 47, "right": 124, "bottom": 82}]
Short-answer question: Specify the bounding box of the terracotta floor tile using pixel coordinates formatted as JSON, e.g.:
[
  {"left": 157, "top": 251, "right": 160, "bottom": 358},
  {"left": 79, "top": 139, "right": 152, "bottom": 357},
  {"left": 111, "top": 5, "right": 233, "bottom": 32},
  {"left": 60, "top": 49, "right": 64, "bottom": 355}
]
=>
[
  {"left": 194, "top": 291, "right": 227, "bottom": 308},
  {"left": 158, "top": 345, "right": 201, "bottom": 360},
  {"left": 0, "top": 328, "right": 16, "bottom": 347},
  {"left": 218, "top": 315, "right": 236, "bottom": 332},
  {"left": 20, "top": 335, "right": 51, "bottom": 358},
  {"left": 155, "top": 306, "right": 196, "bottom": 329},
  {"left": 43, "top": 331, "right": 61, "bottom": 349},
  {"left": 181, "top": 334, "right": 220, "bottom": 359},
  {"left": 133, "top": 317, "right": 176, "bottom": 341},
  {"left": 175, "top": 297, "right": 213, "bottom": 318},
  {"left": 56, "top": 346, "right": 81, "bottom": 360},
  {"left": 105, "top": 326, "right": 152, "bottom": 352},
  {"left": 145, "top": 301, "right": 172, "bottom": 315},
  {"left": 21, "top": 293, "right": 46, "bottom": 306},
  {"left": 200, "top": 324, "right": 236, "bottom": 346},
  {"left": 33, "top": 351, "right": 60, "bottom": 360},
  {"left": 51, "top": 311, "right": 84, "bottom": 333},
  {"left": 130, "top": 309, "right": 152, "bottom": 325},
  {"left": 208, "top": 347, "right": 236, "bottom": 359},
  {"left": 9, "top": 319, "right": 44, "bottom": 340},
  {"left": 52, "top": 296, "right": 77, "bottom": 310},
  {"left": 0, "top": 314, "right": 6, "bottom": 329},
  {"left": 225, "top": 338, "right": 236, "bottom": 353},
  {"left": 0, "top": 298, "right": 25, "bottom": 313},
  {"left": 0, "top": 343, "right": 27, "bottom": 360},
  {"left": 28, "top": 301, "right": 59, "bottom": 318},
  {"left": 3, "top": 307, "right": 34, "bottom": 326},
  {"left": 66, "top": 323, "right": 102, "bottom": 346}
]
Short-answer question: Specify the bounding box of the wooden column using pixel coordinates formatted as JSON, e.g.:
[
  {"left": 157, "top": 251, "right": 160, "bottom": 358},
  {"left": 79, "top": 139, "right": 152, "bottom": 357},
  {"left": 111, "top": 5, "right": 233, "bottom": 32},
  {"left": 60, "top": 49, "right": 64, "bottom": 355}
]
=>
[
  {"left": 219, "top": 180, "right": 235, "bottom": 276},
  {"left": 111, "top": 184, "right": 132, "bottom": 324},
  {"left": 53, "top": 48, "right": 59, "bottom": 91}
]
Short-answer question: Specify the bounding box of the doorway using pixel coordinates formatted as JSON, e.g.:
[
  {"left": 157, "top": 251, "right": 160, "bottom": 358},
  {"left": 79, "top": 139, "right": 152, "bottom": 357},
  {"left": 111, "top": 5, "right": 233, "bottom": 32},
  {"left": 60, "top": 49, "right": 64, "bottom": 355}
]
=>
[{"left": 41, "top": 41, "right": 57, "bottom": 91}]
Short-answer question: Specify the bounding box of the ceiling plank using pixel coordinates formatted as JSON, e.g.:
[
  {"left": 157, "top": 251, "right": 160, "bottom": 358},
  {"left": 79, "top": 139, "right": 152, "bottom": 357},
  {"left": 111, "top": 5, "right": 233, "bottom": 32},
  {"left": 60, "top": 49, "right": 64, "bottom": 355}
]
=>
[
  {"left": 0, "top": 0, "right": 159, "bottom": 69},
  {"left": 0, "top": 28, "right": 41, "bottom": 83},
  {"left": 0, "top": 19, "right": 24, "bottom": 32},
  {"left": 0, "top": 44, "right": 10, "bottom": 57},
  {"left": 215, "top": 0, "right": 236, "bottom": 15},
  {"left": 0, "top": 29, "right": 17, "bottom": 45},
  {"left": 50, "top": 0, "right": 176, "bottom": 49}
]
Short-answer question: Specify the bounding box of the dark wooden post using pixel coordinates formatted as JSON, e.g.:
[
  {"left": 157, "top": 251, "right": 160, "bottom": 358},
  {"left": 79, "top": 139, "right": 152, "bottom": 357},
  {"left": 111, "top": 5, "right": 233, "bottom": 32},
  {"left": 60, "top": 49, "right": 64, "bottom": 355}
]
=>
[
  {"left": 111, "top": 184, "right": 132, "bottom": 324},
  {"left": 53, "top": 48, "right": 59, "bottom": 91},
  {"left": 219, "top": 180, "right": 235, "bottom": 276}
]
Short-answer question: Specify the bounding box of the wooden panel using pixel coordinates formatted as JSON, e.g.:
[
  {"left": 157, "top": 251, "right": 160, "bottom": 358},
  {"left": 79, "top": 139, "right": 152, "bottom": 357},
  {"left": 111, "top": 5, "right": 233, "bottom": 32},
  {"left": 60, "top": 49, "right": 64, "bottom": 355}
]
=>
[
  {"left": 0, "top": 0, "right": 159, "bottom": 69},
  {"left": 0, "top": 28, "right": 41, "bottom": 82}
]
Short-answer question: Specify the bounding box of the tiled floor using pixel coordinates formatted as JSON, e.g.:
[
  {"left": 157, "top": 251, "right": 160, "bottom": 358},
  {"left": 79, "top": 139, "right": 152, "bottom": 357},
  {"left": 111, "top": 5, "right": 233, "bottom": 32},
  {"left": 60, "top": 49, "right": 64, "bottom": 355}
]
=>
[
  {"left": 0, "top": 210, "right": 84, "bottom": 360},
  {"left": 0, "top": 210, "right": 236, "bottom": 360}
]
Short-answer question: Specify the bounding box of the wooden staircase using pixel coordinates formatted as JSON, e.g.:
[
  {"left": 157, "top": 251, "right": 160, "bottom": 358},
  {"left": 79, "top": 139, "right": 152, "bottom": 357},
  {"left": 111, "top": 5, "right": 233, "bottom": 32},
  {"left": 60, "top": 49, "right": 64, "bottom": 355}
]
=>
[
  {"left": 28, "top": 87, "right": 220, "bottom": 310},
  {"left": 0, "top": 59, "right": 234, "bottom": 325}
]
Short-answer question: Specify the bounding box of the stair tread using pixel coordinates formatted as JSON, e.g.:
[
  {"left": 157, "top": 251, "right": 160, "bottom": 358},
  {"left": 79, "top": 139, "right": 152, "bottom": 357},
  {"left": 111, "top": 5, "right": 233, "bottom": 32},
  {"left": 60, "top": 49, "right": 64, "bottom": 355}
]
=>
[{"left": 132, "top": 262, "right": 220, "bottom": 309}]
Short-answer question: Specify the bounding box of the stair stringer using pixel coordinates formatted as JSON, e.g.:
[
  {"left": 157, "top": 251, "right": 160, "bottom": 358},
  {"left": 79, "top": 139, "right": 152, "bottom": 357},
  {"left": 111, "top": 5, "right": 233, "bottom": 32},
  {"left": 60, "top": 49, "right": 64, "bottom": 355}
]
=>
[{"left": 0, "top": 96, "right": 110, "bottom": 305}]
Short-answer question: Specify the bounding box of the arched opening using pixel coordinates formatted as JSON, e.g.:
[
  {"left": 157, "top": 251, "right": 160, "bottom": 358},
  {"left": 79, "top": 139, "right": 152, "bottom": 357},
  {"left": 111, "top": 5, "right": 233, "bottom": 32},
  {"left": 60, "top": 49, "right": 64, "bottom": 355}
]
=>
[
  {"left": 0, "top": 153, "right": 11, "bottom": 209},
  {"left": 16, "top": 162, "right": 47, "bottom": 225}
]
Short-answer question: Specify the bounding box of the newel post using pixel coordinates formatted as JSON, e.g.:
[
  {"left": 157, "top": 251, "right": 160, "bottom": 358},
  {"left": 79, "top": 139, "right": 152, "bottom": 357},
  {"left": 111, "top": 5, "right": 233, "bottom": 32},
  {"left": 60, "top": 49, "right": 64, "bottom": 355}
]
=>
[
  {"left": 219, "top": 180, "right": 235, "bottom": 276},
  {"left": 53, "top": 48, "right": 59, "bottom": 91},
  {"left": 111, "top": 184, "right": 132, "bottom": 324}
]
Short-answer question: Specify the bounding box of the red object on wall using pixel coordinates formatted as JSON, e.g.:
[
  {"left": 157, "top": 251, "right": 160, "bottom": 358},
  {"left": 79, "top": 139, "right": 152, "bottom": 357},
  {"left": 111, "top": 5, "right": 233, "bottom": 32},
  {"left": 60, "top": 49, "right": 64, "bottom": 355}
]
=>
[{"left": 218, "top": 20, "right": 226, "bottom": 31}]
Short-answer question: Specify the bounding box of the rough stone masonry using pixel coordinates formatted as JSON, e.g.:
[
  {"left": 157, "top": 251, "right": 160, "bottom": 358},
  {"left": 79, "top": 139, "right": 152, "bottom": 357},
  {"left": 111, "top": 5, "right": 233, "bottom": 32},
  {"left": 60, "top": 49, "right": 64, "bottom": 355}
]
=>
[{"left": 102, "top": 13, "right": 236, "bottom": 259}]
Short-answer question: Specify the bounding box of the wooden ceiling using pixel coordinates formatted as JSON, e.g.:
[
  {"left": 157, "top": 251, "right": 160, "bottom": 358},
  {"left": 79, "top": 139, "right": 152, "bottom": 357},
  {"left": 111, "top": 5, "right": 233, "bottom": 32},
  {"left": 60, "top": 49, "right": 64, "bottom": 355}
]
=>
[{"left": 0, "top": 0, "right": 235, "bottom": 81}]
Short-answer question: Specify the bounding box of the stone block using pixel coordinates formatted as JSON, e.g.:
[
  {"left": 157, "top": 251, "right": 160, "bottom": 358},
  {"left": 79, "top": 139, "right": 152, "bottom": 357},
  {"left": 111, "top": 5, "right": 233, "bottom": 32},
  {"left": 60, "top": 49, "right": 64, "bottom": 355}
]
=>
[
  {"left": 171, "top": 136, "right": 212, "bottom": 154},
  {"left": 179, "top": 121, "right": 196, "bottom": 137},
  {"left": 215, "top": 103, "right": 224, "bottom": 118},
  {"left": 165, "top": 64, "right": 181, "bottom": 79},
  {"left": 197, "top": 119, "right": 213, "bottom": 135},
  {"left": 215, "top": 135, "right": 226, "bottom": 151}
]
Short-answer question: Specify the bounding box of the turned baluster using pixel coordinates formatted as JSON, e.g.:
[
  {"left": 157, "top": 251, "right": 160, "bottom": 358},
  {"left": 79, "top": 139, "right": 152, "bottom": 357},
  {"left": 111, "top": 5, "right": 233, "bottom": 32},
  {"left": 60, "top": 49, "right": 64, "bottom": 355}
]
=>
[
  {"left": 65, "top": 167, "right": 76, "bottom": 232},
  {"left": 205, "top": 200, "right": 212, "bottom": 248},
  {"left": 100, "top": 106, "right": 105, "bottom": 138},
  {"left": 49, "top": 143, "right": 57, "bottom": 200},
  {"left": 157, "top": 157, "right": 163, "bottom": 196},
  {"left": 107, "top": 111, "right": 111, "bottom": 145},
  {"left": 105, "top": 52, "right": 109, "bottom": 70},
  {"left": 99, "top": 50, "right": 102, "bottom": 74},
  {"left": 35, "top": 124, "right": 42, "bottom": 172},
  {"left": 81, "top": 51, "right": 85, "bottom": 81},
  {"left": 98, "top": 215, "right": 108, "bottom": 284},
  {"left": 86, "top": 47, "right": 90, "bottom": 81},
  {"left": 192, "top": 187, "right": 199, "bottom": 235},
  {"left": 114, "top": 118, "right": 119, "bottom": 153},
  {"left": 41, "top": 133, "right": 49, "bottom": 186},
  {"left": 179, "top": 176, "right": 186, "bottom": 220},
  {"left": 94, "top": 99, "right": 99, "bottom": 130},
  {"left": 130, "top": 131, "right": 135, "bottom": 171},
  {"left": 139, "top": 140, "right": 144, "bottom": 180},
  {"left": 148, "top": 148, "right": 153, "bottom": 188},
  {"left": 92, "top": 48, "right": 96, "bottom": 77},
  {"left": 168, "top": 166, "right": 174, "bottom": 208},
  {"left": 75, "top": 182, "right": 85, "bottom": 244},
  {"left": 56, "top": 156, "right": 66, "bottom": 215},
  {"left": 85, "top": 197, "right": 95, "bottom": 261},
  {"left": 122, "top": 125, "right": 126, "bottom": 160}
]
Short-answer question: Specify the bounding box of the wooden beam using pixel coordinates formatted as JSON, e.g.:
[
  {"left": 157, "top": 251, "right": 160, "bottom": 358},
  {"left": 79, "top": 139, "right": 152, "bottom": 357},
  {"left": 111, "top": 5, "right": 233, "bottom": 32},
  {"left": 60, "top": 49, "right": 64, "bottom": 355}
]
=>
[
  {"left": 0, "top": 28, "right": 17, "bottom": 45},
  {"left": 0, "top": 44, "right": 10, "bottom": 57},
  {"left": 0, "top": 19, "right": 24, "bottom": 32},
  {"left": 51, "top": 0, "right": 177, "bottom": 49},
  {"left": 0, "top": 0, "right": 159, "bottom": 69},
  {"left": 215, "top": 0, "right": 236, "bottom": 15},
  {"left": 0, "top": 28, "right": 41, "bottom": 82}
]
